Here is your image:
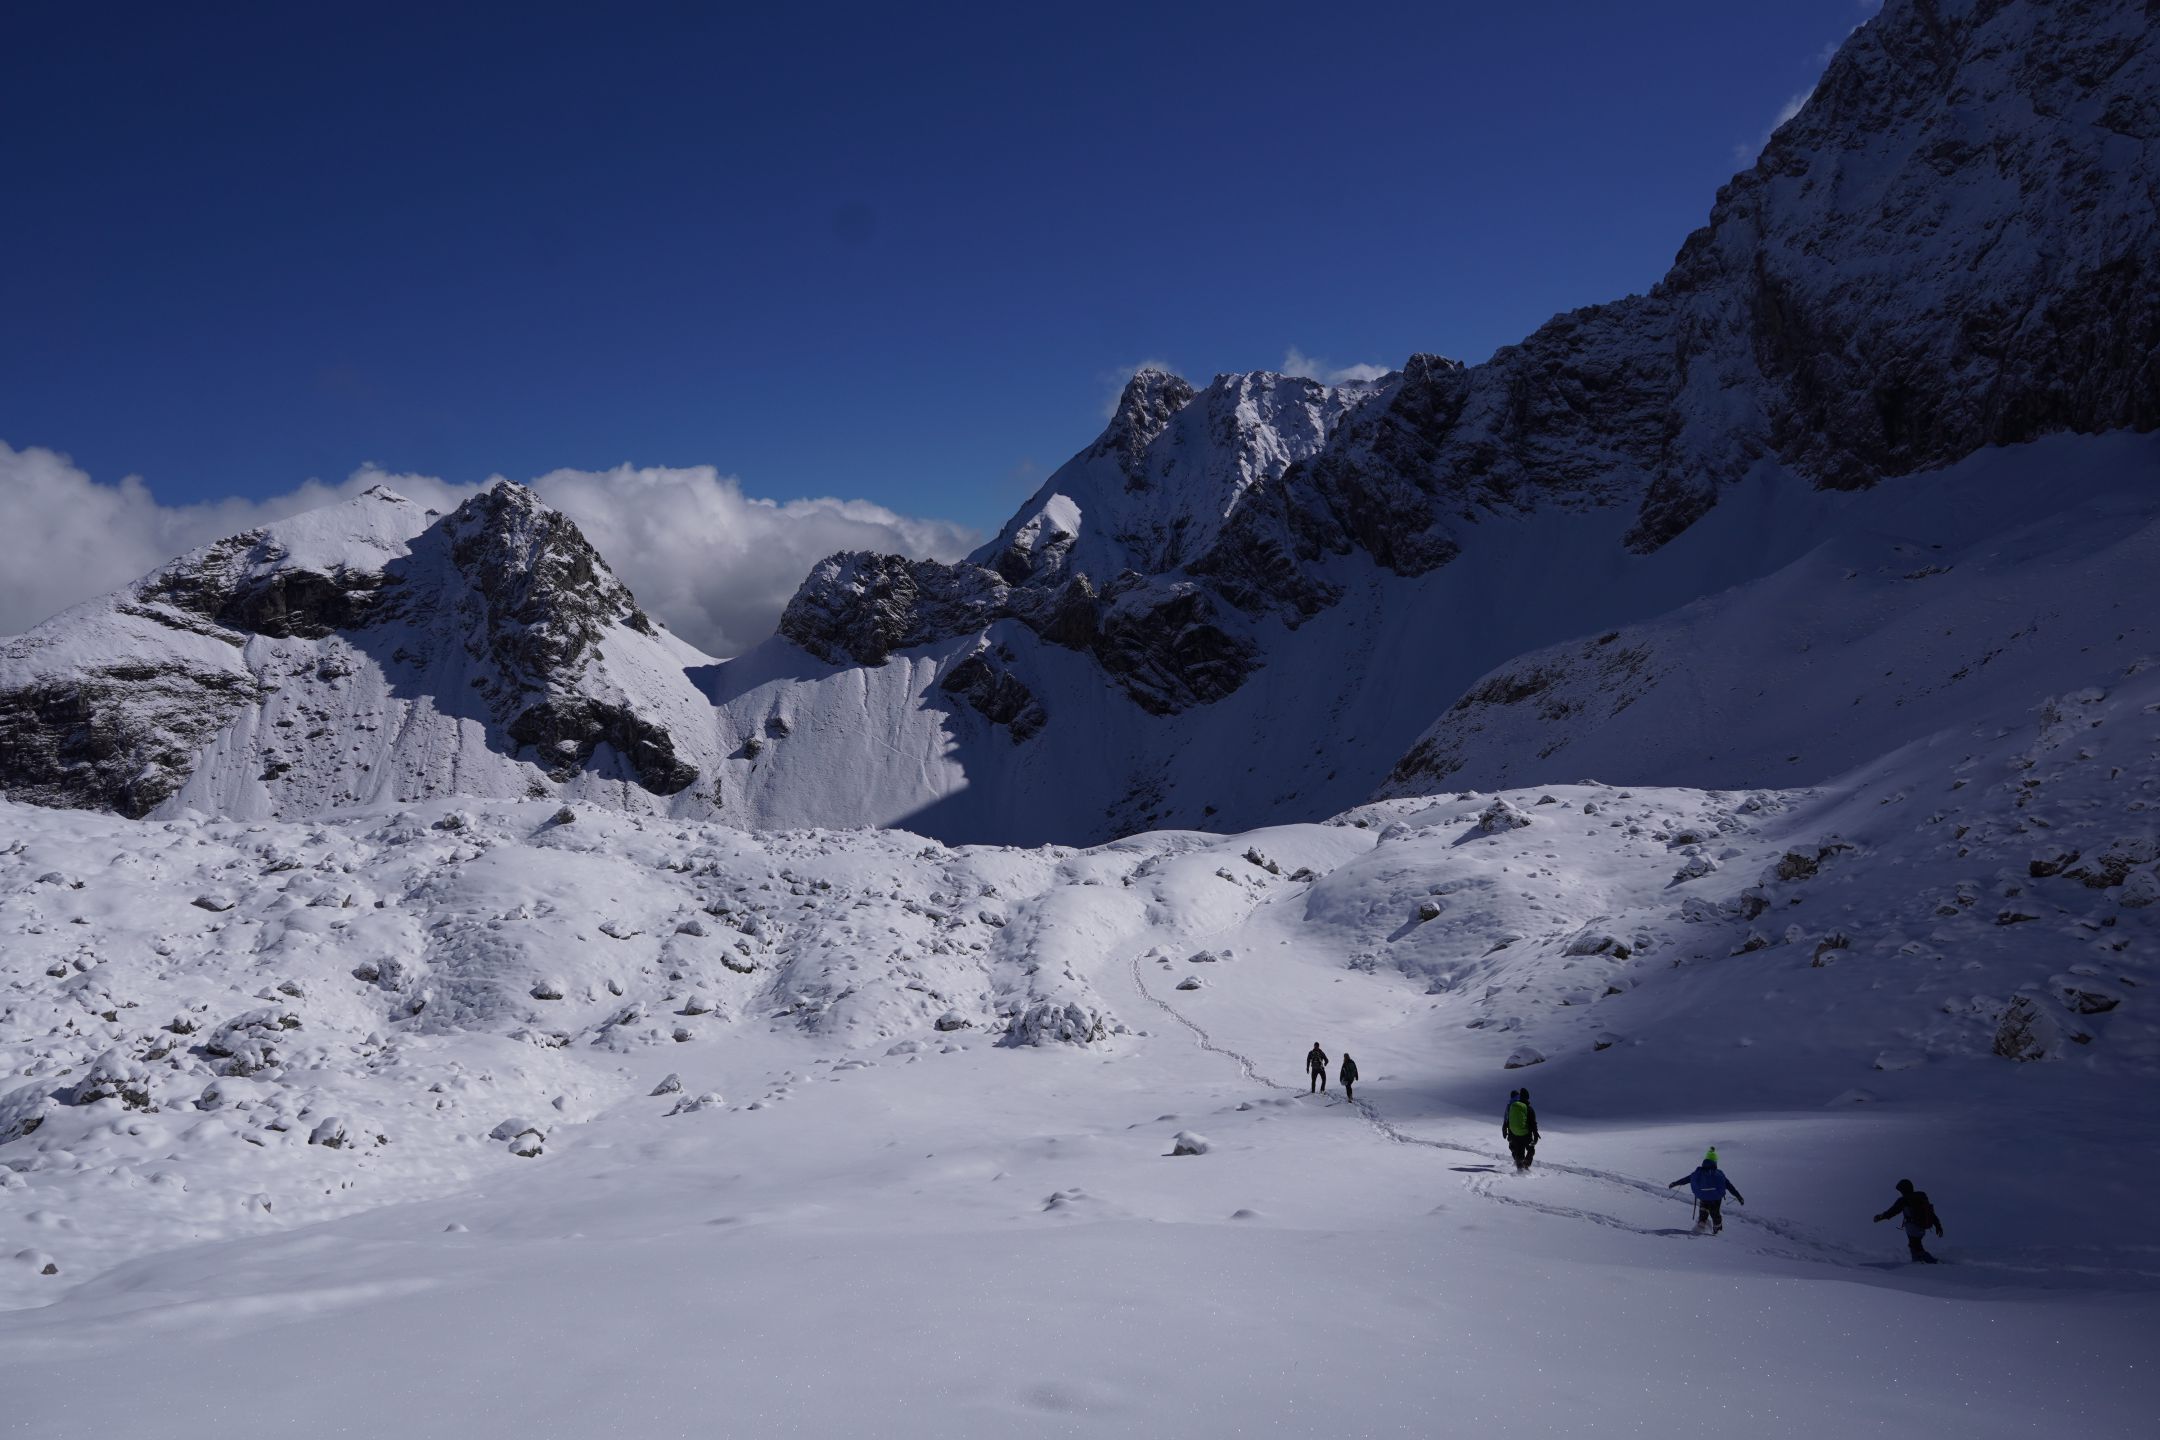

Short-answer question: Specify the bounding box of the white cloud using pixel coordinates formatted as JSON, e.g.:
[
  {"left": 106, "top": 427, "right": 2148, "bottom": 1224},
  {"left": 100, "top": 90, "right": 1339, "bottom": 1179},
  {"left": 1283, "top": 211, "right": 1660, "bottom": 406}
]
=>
[
  {"left": 0, "top": 441, "right": 978, "bottom": 656},
  {"left": 1279, "top": 347, "right": 1390, "bottom": 386}
]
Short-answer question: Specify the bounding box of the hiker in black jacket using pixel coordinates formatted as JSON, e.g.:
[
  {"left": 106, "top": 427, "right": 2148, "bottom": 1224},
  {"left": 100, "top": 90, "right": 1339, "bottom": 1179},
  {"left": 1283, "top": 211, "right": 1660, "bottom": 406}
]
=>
[
  {"left": 1306, "top": 1043, "right": 1329, "bottom": 1094},
  {"left": 1339, "top": 1053, "right": 1359, "bottom": 1103},
  {"left": 1874, "top": 1179, "right": 1944, "bottom": 1263}
]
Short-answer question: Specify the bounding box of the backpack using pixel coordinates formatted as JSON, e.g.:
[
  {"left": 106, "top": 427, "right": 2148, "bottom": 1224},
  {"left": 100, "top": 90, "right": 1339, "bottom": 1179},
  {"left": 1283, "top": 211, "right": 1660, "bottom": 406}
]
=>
[
  {"left": 1904, "top": 1191, "right": 1937, "bottom": 1228},
  {"left": 1505, "top": 1100, "right": 1530, "bottom": 1136}
]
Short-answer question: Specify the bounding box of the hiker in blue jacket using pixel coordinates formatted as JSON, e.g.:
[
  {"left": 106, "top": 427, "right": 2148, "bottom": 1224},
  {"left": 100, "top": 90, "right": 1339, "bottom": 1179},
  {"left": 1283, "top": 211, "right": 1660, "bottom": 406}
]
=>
[{"left": 1668, "top": 1148, "right": 1745, "bottom": 1233}]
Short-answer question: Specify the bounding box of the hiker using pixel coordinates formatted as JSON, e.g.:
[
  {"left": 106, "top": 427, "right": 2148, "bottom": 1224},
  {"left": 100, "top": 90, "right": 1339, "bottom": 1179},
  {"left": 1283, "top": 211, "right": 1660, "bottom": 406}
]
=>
[
  {"left": 1503, "top": 1089, "right": 1539, "bottom": 1170},
  {"left": 1873, "top": 1179, "right": 1944, "bottom": 1264},
  {"left": 1668, "top": 1149, "right": 1745, "bottom": 1233},
  {"left": 1306, "top": 1042, "right": 1329, "bottom": 1094},
  {"left": 1339, "top": 1053, "right": 1359, "bottom": 1103}
]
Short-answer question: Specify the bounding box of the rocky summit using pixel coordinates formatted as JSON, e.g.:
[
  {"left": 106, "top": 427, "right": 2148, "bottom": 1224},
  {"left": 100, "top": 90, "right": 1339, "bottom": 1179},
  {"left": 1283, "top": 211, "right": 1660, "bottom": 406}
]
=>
[{"left": 3, "top": 0, "right": 2158, "bottom": 847}]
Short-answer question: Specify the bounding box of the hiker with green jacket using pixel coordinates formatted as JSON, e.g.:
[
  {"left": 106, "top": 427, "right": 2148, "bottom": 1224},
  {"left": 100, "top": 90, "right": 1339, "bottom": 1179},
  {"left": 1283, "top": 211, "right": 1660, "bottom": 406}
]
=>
[{"left": 1503, "top": 1089, "right": 1540, "bottom": 1170}]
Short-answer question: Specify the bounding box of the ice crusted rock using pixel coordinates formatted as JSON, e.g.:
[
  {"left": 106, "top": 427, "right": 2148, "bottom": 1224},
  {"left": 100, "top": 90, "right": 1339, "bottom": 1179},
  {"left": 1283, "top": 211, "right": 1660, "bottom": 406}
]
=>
[{"left": 1170, "top": 1130, "right": 1211, "bottom": 1156}]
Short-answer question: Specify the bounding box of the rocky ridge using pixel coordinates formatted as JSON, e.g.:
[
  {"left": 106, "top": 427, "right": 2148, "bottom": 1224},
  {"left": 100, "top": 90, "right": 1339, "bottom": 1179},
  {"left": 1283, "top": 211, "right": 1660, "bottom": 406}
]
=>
[
  {"left": 779, "top": 0, "right": 2160, "bottom": 717},
  {"left": 0, "top": 485, "right": 710, "bottom": 817}
]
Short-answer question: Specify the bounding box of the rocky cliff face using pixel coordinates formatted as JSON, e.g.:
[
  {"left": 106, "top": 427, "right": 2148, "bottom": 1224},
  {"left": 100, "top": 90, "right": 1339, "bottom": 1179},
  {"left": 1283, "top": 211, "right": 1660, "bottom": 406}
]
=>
[
  {"left": 0, "top": 485, "right": 712, "bottom": 817},
  {"left": 778, "top": 0, "right": 2160, "bottom": 723}
]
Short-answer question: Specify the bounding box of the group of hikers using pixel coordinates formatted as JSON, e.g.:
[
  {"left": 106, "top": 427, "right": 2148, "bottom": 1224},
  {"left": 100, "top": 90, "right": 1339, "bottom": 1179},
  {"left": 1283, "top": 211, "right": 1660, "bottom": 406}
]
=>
[
  {"left": 1304, "top": 1043, "right": 1357, "bottom": 1101},
  {"left": 1299, "top": 1050, "right": 1948, "bottom": 1263}
]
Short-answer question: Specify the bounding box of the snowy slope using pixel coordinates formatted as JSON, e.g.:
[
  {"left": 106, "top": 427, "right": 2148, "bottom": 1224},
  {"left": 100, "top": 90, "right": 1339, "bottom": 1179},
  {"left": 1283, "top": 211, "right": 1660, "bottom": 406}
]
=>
[
  {"left": 3, "top": 671, "right": 2155, "bottom": 1431},
  {"left": 1382, "top": 430, "right": 2160, "bottom": 797},
  {"left": 0, "top": 484, "right": 728, "bottom": 821}
]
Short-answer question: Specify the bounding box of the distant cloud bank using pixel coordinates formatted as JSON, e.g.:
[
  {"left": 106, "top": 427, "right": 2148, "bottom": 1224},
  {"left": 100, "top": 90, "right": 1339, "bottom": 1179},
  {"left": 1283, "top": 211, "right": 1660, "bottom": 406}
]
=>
[{"left": 0, "top": 442, "right": 978, "bottom": 656}]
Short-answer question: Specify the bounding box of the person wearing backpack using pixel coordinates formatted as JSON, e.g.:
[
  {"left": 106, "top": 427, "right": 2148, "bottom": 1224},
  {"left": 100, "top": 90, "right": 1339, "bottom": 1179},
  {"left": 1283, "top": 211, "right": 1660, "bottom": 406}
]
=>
[
  {"left": 1338, "top": 1052, "right": 1359, "bottom": 1103},
  {"left": 1873, "top": 1178, "right": 1944, "bottom": 1263},
  {"left": 1668, "top": 1148, "right": 1745, "bottom": 1233},
  {"left": 1306, "top": 1043, "right": 1329, "bottom": 1094},
  {"left": 1503, "top": 1090, "right": 1539, "bottom": 1170}
]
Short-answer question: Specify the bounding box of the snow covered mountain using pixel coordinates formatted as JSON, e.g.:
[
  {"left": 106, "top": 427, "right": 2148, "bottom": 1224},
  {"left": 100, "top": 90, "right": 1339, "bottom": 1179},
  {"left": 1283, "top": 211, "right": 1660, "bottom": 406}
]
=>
[
  {"left": 0, "top": 484, "right": 721, "bottom": 820},
  {"left": 3, "top": 0, "right": 2155, "bottom": 849},
  {"left": 705, "top": 0, "right": 2160, "bottom": 842}
]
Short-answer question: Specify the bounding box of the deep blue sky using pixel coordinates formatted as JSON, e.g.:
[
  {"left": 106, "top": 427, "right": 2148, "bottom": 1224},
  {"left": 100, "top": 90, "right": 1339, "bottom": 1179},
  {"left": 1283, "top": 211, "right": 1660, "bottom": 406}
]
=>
[{"left": 2, "top": 1, "right": 1868, "bottom": 531}]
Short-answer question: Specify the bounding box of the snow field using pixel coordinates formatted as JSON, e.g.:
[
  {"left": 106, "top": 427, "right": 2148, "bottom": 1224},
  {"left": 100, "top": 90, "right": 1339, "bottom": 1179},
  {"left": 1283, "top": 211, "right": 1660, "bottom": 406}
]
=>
[{"left": 3, "top": 674, "right": 2157, "bottom": 1433}]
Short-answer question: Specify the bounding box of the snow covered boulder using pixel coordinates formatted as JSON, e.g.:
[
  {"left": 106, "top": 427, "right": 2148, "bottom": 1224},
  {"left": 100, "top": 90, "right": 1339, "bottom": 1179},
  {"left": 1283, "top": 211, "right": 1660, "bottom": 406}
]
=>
[
  {"left": 1473, "top": 799, "right": 1533, "bottom": 835},
  {"left": 666, "top": 1092, "right": 723, "bottom": 1116},
  {"left": 650, "top": 1073, "right": 684, "bottom": 1096},
  {"left": 190, "top": 892, "right": 237, "bottom": 913},
  {"left": 1562, "top": 925, "right": 1631, "bottom": 959},
  {"left": 1770, "top": 838, "right": 1854, "bottom": 883},
  {"left": 203, "top": 1007, "right": 301, "bottom": 1076},
  {"left": 1669, "top": 853, "right": 1719, "bottom": 885},
  {"left": 507, "top": 1129, "right": 546, "bottom": 1158},
  {"left": 0, "top": 1083, "right": 54, "bottom": 1145},
  {"left": 2067, "top": 835, "right": 2158, "bottom": 889},
  {"left": 1503, "top": 1046, "right": 1546, "bottom": 1070},
  {"left": 489, "top": 1117, "right": 547, "bottom": 1142},
  {"left": 1175, "top": 976, "right": 1203, "bottom": 992},
  {"left": 2118, "top": 868, "right": 2160, "bottom": 908},
  {"left": 1003, "top": 1000, "right": 1112, "bottom": 1047},
  {"left": 933, "top": 1009, "right": 971, "bottom": 1032},
  {"left": 1992, "top": 996, "right": 2068, "bottom": 1061},
  {"left": 2052, "top": 976, "right": 2122, "bottom": 1015},
  {"left": 307, "top": 1116, "right": 350, "bottom": 1148},
  {"left": 1170, "top": 1131, "right": 1211, "bottom": 1156},
  {"left": 58, "top": 1049, "right": 155, "bottom": 1110},
  {"left": 1416, "top": 899, "right": 1443, "bottom": 921}
]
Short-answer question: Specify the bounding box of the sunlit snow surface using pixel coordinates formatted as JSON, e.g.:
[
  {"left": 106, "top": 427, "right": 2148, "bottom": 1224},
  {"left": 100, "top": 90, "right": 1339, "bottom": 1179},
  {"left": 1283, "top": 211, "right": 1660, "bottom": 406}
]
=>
[{"left": 4, "top": 656, "right": 2156, "bottom": 1435}]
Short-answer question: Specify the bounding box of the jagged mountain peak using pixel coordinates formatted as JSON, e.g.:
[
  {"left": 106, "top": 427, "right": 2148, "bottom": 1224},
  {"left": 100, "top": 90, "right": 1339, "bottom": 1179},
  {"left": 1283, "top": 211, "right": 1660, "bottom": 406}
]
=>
[{"left": 0, "top": 480, "right": 715, "bottom": 819}]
